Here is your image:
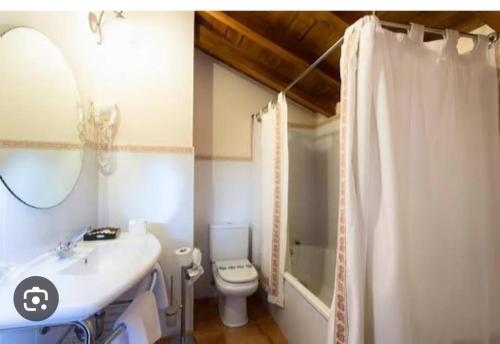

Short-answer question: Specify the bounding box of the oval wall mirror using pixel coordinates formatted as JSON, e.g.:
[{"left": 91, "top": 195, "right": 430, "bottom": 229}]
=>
[{"left": 0, "top": 27, "right": 84, "bottom": 208}]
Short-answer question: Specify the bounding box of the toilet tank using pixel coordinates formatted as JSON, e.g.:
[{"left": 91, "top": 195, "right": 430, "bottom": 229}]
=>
[{"left": 209, "top": 223, "right": 250, "bottom": 262}]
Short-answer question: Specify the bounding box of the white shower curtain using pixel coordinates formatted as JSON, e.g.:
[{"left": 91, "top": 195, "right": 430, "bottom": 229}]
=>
[
  {"left": 256, "top": 92, "right": 288, "bottom": 307},
  {"left": 328, "top": 16, "right": 500, "bottom": 344}
]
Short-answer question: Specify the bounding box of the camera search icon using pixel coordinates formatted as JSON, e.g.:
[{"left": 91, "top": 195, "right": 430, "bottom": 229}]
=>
[{"left": 13, "top": 276, "right": 59, "bottom": 321}]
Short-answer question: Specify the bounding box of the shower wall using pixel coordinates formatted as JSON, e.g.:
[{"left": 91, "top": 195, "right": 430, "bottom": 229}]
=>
[
  {"left": 315, "top": 121, "right": 340, "bottom": 250},
  {"left": 287, "top": 119, "right": 339, "bottom": 306},
  {"left": 288, "top": 128, "right": 318, "bottom": 246},
  {"left": 288, "top": 119, "right": 339, "bottom": 251}
]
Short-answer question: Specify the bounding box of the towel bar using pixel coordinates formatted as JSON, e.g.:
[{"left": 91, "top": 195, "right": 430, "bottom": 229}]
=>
[
  {"left": 102, "top": 323, "right": 126, "bottom": 344},
  {"left": 101, "top": 269, "right": 158, "bottom": 343},
  {"left": 148, "top": 269, "right": 158, "bottom": 292}
]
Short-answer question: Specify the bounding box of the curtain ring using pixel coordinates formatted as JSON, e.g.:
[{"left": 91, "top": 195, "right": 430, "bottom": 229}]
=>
[{"left": 488, "top": 32, "right": 498, "bottom": 47}]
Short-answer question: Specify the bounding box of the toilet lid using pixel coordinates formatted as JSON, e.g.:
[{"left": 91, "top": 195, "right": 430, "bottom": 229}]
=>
[{"left": 215, "top": 259, "right": 258, "bottom": 283}]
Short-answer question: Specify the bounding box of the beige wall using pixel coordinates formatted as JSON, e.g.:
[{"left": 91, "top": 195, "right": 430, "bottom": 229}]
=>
[
  {"left": 0, "top": 12, "right": 194, "bottom": 148},
  {"left": 194, "top": 49, "right": 321, "bottom": 160}
]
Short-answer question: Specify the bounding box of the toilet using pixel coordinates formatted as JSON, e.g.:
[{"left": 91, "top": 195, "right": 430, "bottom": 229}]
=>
[{"left": 209, "top": 223, "right": 258, "bottom": 327}]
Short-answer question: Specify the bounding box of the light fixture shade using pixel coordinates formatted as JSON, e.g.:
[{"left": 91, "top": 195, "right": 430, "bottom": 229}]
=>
[
  {"left": 88, "top": 12, "right": 99, "bottom": 33},
  {"left": 88, "top": 11, "right": 103, "bottom": 44}
]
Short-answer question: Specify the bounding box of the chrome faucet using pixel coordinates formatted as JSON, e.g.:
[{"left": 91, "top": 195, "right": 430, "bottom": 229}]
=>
[{"left": 54, "top": 226, "right": 92, "bottom": 259}]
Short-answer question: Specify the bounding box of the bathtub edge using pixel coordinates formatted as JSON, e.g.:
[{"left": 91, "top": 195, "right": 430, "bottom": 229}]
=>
[{"left": 283, "top": 272, "right": 330, "bottom": 320}]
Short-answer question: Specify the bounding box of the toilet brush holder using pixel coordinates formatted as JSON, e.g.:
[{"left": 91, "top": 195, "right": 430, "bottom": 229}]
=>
[
  {"left": 165, "top": 306, "right": 178, "bottom": 327},
  {"left": 165, "top": 275, "right": 178, "bottom": 327}
]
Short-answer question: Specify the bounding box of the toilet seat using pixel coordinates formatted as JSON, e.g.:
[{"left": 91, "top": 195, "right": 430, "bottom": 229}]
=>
[
  {"left": 212, "top": 261, "right": 258, "bottom": 297},
  {"left": 214, "top": 259, "right": 258, "bottom": 283}
]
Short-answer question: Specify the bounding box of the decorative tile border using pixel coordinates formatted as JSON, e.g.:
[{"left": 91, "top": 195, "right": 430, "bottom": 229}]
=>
[
  {"left": 87, "top": 141, "right": 194, "bottom": 154},
  {"left": 0, "top": 139, "right": 82, "bottom": 150},
  {"left": 110, "top": 144, "right": 193, "bottom": 154},
  {"left": 0, "top": 139, "right": 194, "bottom": 154},
  {"left": 316, "top": 115, "right": 340, "bottom": 129},
  {"left": 288, "top": 113, "right": 340, "bottom": 131},
  {"left": 196, "top": 115, "right": 341, "bottom": 162},
  {"left": 195, "top": 154, "right": 252, "bottom": 161},
  {"left": 288, "top": 122, "right": 316, "bottom": 130}
]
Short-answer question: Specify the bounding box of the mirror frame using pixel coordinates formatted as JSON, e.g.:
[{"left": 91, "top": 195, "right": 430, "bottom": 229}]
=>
[{"left": 0, "top": 26, "right": 85, "bottom": 209}]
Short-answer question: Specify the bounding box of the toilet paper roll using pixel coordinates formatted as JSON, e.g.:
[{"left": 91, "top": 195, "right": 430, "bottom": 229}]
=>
[
  {"left": 192, "top": 248, "right": 202, "bottom": 267},
  {"left": 175, "top": 247, "right": 192, "bottom": 267},
  {"left": 129, "top": 219, "right": 148, "bottom": 235}
]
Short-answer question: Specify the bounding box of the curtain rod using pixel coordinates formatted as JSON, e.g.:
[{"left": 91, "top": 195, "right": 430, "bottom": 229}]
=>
[{"left": 252, "top": 18, "right": 499, "bottom": 120}]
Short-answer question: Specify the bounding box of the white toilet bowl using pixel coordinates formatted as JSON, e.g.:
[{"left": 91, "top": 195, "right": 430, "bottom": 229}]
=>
[
  {"left": 209, "top": 224, "right": 258, "bottom": 327},
  {"left": 212, "top": 259, "right": 258, "bottom": 327}
]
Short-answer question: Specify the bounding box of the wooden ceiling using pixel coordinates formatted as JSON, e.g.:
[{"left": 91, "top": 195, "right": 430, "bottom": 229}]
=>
[{"left": 195, "top": 11, "right": 500, "bottom": 116}]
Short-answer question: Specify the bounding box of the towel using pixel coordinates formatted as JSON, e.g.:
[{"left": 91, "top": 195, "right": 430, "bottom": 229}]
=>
[
  {"left": 113, "top": 291, "right": 161, "bottom": 344},
  {"left": 135, "top": 262, "right": 169, "bottom": 310}
]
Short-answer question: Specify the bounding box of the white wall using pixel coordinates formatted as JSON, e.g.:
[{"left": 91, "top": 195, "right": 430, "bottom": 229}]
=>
[
  {"left": 194, "top": 160, "right": 256, "bottom": 298},
  {"left": 97, "top": 151, "right": 194, "bottom": 336},
  {"left": 0, "top": 148, "right": 98, "bottom": 263},
  {"left": 0, "top": 11, "right": 195, "bottom": 342}
]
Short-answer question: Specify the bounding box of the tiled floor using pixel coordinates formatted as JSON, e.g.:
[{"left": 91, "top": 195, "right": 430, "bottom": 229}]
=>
[{"left": 158, "top": 295, "right": 287, "bottom": 344}]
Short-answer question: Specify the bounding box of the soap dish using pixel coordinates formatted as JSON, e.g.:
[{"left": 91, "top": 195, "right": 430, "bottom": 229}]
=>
[{"left": 84, "top": 227, "right": 120, "bottom": 241}]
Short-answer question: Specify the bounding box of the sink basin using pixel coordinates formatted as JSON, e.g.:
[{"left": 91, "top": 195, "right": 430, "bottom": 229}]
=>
[
  {"left": 0, "top": 233, "right": 161, "bottom": 329},
  {"left": 59, "top": 247, "right": 99, "bottom": 275}
]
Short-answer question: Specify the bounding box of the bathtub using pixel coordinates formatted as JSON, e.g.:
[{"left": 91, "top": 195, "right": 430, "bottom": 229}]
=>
[{"left": 269, "top": 244, "right": 335, "bottom": 344}]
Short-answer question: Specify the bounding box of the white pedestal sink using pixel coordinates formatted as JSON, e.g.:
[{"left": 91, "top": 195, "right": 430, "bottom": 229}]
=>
[{"left": 0, "top": 233, "right": 161, "bottom": 335}]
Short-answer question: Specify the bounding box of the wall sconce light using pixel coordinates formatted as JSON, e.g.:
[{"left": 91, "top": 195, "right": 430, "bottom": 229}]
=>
[
  {"left": 88, "top": 11, "right": 125, "bottom": 45},
  {"left": 77, "top": 102, "right": 120, "bottom": 174},
  {"left": 93, "top": 103, "right": 120, "bottom": 174}
]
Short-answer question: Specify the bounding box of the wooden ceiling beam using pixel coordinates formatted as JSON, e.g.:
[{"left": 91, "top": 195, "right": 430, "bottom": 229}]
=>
[
  {"left": 199, "top": 11, "right": 341, "bottom": 91},
  {"left": 329, "top": 11, "right": 369, "bottom": 27},
  {"left": 224, "top": 12, "right": 343, "bottom": 81},
  {"left": 196, "top": 24, "right": 336, "bottom": 116},
  {"left": 473, "top": 11, "right": 500, "bottom": 32}
]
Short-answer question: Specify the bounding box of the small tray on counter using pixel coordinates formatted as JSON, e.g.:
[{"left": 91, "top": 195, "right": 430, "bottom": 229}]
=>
[{"left": 83, "top": 227, "right": 120, "bottom": 241}]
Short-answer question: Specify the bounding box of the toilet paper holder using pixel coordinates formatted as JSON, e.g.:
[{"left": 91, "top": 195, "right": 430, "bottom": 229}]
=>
[{"left": 171, "top": 261, "right": 204, "bottom": 344}]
